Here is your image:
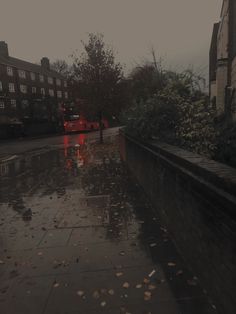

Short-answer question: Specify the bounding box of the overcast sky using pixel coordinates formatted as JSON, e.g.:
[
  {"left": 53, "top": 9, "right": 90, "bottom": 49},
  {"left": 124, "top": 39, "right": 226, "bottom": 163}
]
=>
[{"left": 0, "top": 0, "right": 222, "bottom": 77}]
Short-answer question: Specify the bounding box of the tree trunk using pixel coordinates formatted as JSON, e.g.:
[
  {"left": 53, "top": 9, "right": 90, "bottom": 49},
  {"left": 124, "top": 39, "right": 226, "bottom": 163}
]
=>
[{"left": 98, "top": 110, "right": 103, "bottom": 144}]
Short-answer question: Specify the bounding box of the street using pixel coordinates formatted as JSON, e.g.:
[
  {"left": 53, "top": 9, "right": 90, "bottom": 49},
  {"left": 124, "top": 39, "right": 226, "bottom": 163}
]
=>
[{"left": 0, "top": 128, "right": 217, "bottom": 314}]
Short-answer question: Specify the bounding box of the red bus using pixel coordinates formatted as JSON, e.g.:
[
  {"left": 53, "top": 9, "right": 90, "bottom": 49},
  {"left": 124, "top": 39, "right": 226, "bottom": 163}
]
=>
[{"left": 62, "top": 102, "right": 108, "bottom": 133}]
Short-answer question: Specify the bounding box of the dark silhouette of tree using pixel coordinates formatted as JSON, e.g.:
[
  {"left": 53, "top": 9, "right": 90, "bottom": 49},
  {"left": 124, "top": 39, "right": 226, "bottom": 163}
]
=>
[
  {"left": 72, "top": 33, "right": 124, "bottom": 143},
  {"left": 51, "top": 59, "right": 72, "bottom": 78}
]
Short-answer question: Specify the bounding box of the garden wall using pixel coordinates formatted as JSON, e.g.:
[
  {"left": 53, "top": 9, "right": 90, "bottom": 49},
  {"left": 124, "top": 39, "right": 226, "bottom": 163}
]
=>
[{"left": 119, "top": 130, "right": 236, "bottom": 314}]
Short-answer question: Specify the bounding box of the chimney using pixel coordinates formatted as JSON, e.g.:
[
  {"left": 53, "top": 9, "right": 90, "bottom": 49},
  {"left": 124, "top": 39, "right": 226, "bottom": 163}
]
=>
[
  {"left": 41, "top": 57, "right": 50, "bottom": 70},
  {"left": 0, "top": 41, "right": 9, "bottom": 58}
]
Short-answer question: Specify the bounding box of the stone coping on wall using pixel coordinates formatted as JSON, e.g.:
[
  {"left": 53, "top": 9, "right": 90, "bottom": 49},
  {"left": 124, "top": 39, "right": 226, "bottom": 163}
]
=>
[{"left": 121, "top": 131, "right": 236, "bottom": 218}]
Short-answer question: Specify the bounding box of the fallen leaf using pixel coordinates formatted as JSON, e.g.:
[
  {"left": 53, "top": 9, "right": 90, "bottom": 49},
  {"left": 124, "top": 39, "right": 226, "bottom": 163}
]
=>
[
  {"left": 149, "top": 243, "right": 157, "bottom": 248},
  {"left": 37, "top": 252, "right": 43, "bottom": 256},
  {"left": 77, "top": 290, "right": 84, "bottom": 297},
  {"left": 116, "top": 272, "right": 123, "bottom": 277},
  {"left": 160, "top": 227, "right": 167, "bottom": 233},
  {"left": 92, "top": 290, "right": 100, "bottom": 299},
  {"left": 123, "top": 282, "right": 130, "bottom": 289},
  {"left": 143, "top": 278, "right": 150, "bottom": 284},
  {"left": 168, "top": 262, "right": 176, "bottom": 267},
  {"left": 108, "top": 289, "right": 115, "bottom": 295},
  {"left": 144, "top": 291, "right": 152, "bottom": 301},
  {"left": 101, "top": 301, "right": 106, "bottom": 307},
  {"left": 53, "top": 282, "right": 59, "bottom": 288},
  {"left": 148, "top": 270, "right": 156, "bottom": 277},
  {"left": 211, "top": 304, "right": 217, "bottom": 310},
  {"left": 0, "top": 260, "right": 5, "bottom": 265},
  {"left": 148, "top": 284, "right": 156, "bottom": 291},
  {"left": 136, "top": 284, "right": 142, "bottom": 289},
  {"left": 119, "top": 251, "right": 125, "bottom": 256}
]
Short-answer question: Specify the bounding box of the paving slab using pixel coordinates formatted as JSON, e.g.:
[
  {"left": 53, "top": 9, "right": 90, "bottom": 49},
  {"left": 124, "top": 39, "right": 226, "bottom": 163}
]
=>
[{"left": 0, "top": 129, "right": 218, "bottom": 314}]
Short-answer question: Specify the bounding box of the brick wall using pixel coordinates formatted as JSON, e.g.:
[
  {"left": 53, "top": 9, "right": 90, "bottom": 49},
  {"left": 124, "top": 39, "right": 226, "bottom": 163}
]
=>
[{"left": 120, "top": 131, "right": 236, "bottom": 314}]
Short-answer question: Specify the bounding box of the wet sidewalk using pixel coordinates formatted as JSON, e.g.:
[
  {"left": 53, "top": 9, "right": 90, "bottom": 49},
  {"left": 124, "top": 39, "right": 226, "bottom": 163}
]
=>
[{"left": 0, "top": 129, "right": 217, "bottom": 314}]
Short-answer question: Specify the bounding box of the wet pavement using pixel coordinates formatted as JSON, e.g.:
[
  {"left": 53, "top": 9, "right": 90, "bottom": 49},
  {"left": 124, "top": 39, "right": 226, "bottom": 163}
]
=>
[{"left": 0, "top": 128, "right": 218, "bottom": 314}]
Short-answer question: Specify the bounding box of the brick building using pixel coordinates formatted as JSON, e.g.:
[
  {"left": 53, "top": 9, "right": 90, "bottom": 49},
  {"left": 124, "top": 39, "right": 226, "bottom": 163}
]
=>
[
  {"left": 0, "top": 41, "right": 72, "bottom": 134},
  {"left": 209, "top": 0, "right": 236, "bottom": 122}
]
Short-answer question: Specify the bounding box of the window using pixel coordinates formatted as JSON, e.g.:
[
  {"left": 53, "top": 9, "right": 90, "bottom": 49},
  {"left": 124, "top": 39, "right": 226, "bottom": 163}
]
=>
[
  {"left": 57, "top": 90, "right": 62, "bottom": 98},
  {"left": 9, "top": 83, "right": 15, "bottom": 93},
  {"left": 41, "top": 88, "right": 45, "bottom": 95},
  {"left": 39, "top": 74, "right": 44, "bottom": 82},
  {"left": 10, "top": 99, "right": 17, "bottom": 108},
  {"left": 7, "top": 66, "right": 13, "bottom": 76},
  {"left": 18, "top": 69, "right": 26, "bottom": 79},
  {"left": 49, "top": 89, "right": 54, "bottom": 97},
  {"left": 56, "top": 78, "right": 61, "bottom": 86},
  {"left": 21, "top": 99, "right": 29, "bottom": 108},
  {"left": 32, "top": 87, "right": 37, "bottom": 93},
  {"left": 64, "top": 91, "right": 68, "bottom": 99},
  {"left": 0, "top": 101, "right": 5, "bottom": 109},
  {"left": 20, "top": 84, "right": 27, "bottom": 93},
  {"left": 0, "top": 81, "right": 2, "bottom": 91},
  {"left": 48, "top": 77, "right": 53, "bottom": 84},
  {"left": 64, "top": 80, "right": 67, "bottom": 87},
  {"left": 30, "top": 72, "right": 36, "bottom": 80}
]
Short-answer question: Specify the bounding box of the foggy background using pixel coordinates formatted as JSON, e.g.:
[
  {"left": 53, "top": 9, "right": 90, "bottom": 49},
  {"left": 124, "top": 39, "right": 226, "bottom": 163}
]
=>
[{"left": 0, "top": 0, "right": 222, "bottom": 78}]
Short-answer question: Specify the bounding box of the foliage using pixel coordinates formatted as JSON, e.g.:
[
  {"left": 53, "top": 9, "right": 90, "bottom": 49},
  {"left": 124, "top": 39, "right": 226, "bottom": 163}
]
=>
[
  {"left": 72, "top": 33, "right": 125, "bottom": 120},
  {"left": 122, "top": 63, "right": 217, "bottom": 157},
  {"left": 122, "top": 88, "right": 180, "bottom": 142},
  {"left": 129, "top": 63, "right": 167, "bottom": 103},
  {"left": 176, "top": 98, "right": 216, "bottom": 157},
  {"left": 51, "top": 59, "right": 73, "bottom": 78}
]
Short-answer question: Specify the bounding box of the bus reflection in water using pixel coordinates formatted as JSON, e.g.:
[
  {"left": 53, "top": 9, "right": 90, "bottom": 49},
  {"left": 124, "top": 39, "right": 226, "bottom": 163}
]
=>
[{"left": 63, "top": 134, "right": 86, "bottom": 171}]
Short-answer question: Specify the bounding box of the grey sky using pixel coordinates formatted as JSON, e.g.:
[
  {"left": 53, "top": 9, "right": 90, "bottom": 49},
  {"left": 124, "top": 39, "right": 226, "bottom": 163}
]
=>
[{"left": 0, "top": 0, "right": 222, "bottom": 77}]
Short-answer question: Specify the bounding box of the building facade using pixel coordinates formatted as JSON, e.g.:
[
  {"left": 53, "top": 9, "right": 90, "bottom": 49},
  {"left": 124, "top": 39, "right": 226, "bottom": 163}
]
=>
[
  {"left": 0, "top": 41, "right": 72, "bottom": 131},
  {"left": 209, "top": 0, "right": 236, "bottom": 121}
]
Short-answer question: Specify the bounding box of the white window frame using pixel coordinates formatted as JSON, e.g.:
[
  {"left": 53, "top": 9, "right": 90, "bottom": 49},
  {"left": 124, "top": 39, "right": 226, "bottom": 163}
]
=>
[
  {"left": 57, "top": 90, "right": 62, "bottom": 98},
  {"left": 10, "top": 99, "right": 17, "bottom": 107},
  {"left": 21, "top": 99, "right": 29, "bottom": 108},
  {"left": 0, "top": 101, "right": 5, "bottom": 109},
  {"left": 48, "top": 77, "right": 53, "bottom": 84},
  {"left": 64, "top": 91, "right": 68, "bottom": 99},
  {"left": 20, "top": 84, "right": 27, "bottom": 94},
  {"left": 9, "top": 83, "right": 15, "bottom": 93},
  {"left": 0, "top": 81, "right": 2, "bottom": 91},
  {"left": 18, "top": 69, "right": 26, "bottom": 79},
  {"left": 30, "top": 72, "right": 36, "bottom": 80},
  {"left": 39, "top": 74, "right": 44, "bottom": 82},
  {"left": 40, "top": 87, "right": 45, "bottom": 95},
  {"left": 56, "top": 78, "right": 61, "bottom": 86},
  {"left": 7, "top": 66, "right": 13, "bottom": 76},
  {"left": 49, "top": 89, "right": 54, "bottom": 97},
  {"left": 32, "top": 87, "right": 37, "bottom": 93}
]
